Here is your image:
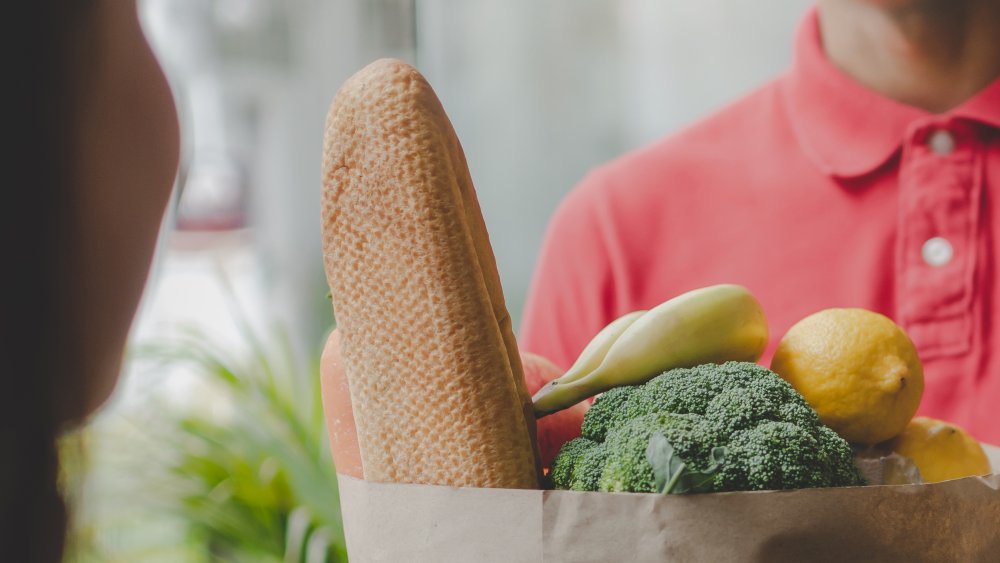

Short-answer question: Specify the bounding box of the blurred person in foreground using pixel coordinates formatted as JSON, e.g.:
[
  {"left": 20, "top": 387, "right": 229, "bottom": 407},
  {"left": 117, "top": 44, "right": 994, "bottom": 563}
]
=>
[
  {"left": 5, "top": 1, "right": 178, "bottom": 560},
  {"left": 521, "top": 1, "right": 1000, "bottom": 443}
]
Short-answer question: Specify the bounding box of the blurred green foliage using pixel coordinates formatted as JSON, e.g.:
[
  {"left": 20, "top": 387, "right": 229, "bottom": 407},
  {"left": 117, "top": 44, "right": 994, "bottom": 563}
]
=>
[{"left": 63, "top": 318, "right": 346, "bottom": 562}]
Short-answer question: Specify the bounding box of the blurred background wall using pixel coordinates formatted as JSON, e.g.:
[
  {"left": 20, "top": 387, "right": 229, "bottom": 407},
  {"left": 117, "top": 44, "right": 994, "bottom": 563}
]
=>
[
  {"left": 140, "top": 0, "right": 810, "bottom": 354},
  {"left": 68, "top": 1, "right": 811, "bottom": 560}
]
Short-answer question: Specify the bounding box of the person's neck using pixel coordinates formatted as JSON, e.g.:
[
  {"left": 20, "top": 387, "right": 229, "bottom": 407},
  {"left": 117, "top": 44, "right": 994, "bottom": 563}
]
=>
[{"left": 818, "top": 0, "right": 1000, "bottom": 113}]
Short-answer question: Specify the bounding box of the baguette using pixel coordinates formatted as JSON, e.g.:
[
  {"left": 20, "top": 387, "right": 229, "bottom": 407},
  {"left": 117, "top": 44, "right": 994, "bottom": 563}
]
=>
[{"left": 321, "top": 59, "right": 540, "bottom": 488}]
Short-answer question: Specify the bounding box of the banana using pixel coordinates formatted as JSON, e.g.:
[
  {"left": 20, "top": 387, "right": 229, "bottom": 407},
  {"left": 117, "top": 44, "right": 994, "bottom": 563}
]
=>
[
  {"left": 535, "top": 310, "right": 646, "bottom": 395},
  {"left": 532, "top": 284, "right": 768, "bottom": 416}
]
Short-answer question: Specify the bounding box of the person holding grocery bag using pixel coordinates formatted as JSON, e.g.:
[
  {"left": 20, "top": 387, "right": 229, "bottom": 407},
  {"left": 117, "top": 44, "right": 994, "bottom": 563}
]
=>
[{"left": 521, "top": 0, "right": 1000, "bottom": 445}]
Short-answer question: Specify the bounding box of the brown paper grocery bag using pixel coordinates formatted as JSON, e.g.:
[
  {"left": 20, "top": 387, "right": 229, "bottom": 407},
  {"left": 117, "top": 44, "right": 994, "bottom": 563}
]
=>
[{"left": 338, "top": 445, "right": 1000, "bottom": 563}]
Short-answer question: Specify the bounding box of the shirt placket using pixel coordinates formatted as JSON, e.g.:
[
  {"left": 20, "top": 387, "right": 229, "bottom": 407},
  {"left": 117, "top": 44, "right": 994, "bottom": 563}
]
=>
[{"left": 896, "top": 119, "right": 983, "bottom": 359}]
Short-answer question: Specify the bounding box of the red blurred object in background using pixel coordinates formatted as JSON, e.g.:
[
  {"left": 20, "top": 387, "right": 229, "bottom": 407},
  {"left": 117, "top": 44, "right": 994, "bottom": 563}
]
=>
[{"left": 520, "top": 352, "right": 589, "bottom": 470}]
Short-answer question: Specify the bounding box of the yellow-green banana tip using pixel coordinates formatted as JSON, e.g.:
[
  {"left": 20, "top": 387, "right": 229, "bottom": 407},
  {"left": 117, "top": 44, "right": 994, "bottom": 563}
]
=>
[{"left": 531, "top": 382, "right": 563, "bottom": 417}]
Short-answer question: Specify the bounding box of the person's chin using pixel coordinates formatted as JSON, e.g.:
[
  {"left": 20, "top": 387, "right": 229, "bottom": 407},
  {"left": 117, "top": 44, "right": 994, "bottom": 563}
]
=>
[{"left": 60, "top": 348, "right": 125, "bottom": 429}]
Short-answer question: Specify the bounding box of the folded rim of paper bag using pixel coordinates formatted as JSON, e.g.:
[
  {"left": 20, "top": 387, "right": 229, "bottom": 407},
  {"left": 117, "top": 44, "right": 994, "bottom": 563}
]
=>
[{"left": 338, "top": 444, "right": 1000, "bottom": 563}]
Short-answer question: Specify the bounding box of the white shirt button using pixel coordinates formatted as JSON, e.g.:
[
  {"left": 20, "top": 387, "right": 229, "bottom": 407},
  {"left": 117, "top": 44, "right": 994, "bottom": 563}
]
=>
[
  {"left": 928, "top": 130, "right": 955, "bottom": 155},
  {"left": 922, "top": 237, "right": 953, "bottom": 267}
]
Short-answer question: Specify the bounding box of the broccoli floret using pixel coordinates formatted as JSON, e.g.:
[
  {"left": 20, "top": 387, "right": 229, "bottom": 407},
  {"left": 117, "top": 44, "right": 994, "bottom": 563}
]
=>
[
  {"left": 778, "top": 400, "right": 822, "bottom": 429},
  {"left": 711, "top": 361, "right": 780, "bottom": 387},
  {"left": 550, "top": 437, "right": 600, "bottom": 490},
  {"left": 637, "top": 365, "right": 726, "bottom": 415},
  {"left": 569, "top": 442, "right": 609, "bottom": 491},
  {"left": 704, "top": 366, "right": 816, "bottom": 435},
  {"left": 581, "top": 385, "right": 638, "bottom": 442},
  {"left": 705, "top": 386, "right": 784, "bottom": 435},
  {"left": 551, "top": 362, "right": 863, "bottom": 494},
  {"left": 815, "top": 425, "right": 866, "bottom": 487},
  {"left": 549, "top": 438, "right": 609, "bottom": 491},
  {"left": 581, "top": 363, "right": 737, "bottom": 442},
  {"left": 717, "top": 421, "right": 833, "bottom": 491},
  {"left": 598, "top": 413, "right": 721, "bottom": 493}
]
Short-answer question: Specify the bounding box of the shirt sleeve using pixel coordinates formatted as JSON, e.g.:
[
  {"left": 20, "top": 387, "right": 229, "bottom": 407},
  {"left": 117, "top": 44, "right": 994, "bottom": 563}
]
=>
[{"left": 518, "top": 170, "right": 621, "bottom": 371}]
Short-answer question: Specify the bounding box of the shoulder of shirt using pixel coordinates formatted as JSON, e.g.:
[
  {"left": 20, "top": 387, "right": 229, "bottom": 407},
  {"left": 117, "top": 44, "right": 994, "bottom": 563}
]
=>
[{"left": 575, "top": 75, "right": 788, "bottom": 202}]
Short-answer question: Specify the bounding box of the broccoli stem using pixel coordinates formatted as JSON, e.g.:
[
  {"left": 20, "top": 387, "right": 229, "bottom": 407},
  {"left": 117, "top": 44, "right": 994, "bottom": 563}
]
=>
[{"left": 663, "top": 460, "right": 687, "bottom": 494}]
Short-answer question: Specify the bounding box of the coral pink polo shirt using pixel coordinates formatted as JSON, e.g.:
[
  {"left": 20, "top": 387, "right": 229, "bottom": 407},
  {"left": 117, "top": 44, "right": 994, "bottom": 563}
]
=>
[{"left": 519, "top": 8, "right": 1000, "bottom": 443}]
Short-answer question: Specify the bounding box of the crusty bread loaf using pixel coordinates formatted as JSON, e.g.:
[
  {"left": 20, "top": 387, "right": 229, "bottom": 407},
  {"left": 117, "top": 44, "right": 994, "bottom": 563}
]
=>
[{"left": 321, "top": 59, "right": 540, "bottom": 488}]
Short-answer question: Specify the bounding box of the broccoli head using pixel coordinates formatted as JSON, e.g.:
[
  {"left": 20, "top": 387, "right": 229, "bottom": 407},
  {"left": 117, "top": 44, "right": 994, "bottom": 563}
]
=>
[{"left": 551, "top": 361, "right": 864, "bottom": 494}]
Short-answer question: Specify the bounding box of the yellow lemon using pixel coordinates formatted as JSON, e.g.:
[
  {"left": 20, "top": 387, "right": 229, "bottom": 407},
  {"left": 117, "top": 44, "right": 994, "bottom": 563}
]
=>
[
  {"left": 885, "top": 417, "right": 992, "bottom": 482},
  {"left": 770, "top": 308, "right": 923, "bottom": 445}
]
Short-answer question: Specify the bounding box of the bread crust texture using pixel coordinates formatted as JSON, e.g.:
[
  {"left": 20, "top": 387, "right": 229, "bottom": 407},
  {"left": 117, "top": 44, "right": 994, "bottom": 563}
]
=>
[{"left": 322, "top": 59, "right": 539, "bottom": 489}]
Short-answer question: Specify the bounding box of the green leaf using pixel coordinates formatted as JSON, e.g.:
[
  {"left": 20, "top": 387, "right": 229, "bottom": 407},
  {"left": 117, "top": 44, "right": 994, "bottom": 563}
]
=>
[
  {"left": 646, "top": 433, "right": 680, "bottom": 493},
  {"left": 646, "top": 433, "right": 727, "bottom": 495}
]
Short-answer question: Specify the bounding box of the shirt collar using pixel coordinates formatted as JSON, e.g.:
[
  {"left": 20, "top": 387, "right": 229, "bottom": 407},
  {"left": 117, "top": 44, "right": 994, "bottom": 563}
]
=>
[
  {"left": 957, "top": 76, "right": 1000, "bottom": 132},
  {"left": 782, "top": 6, "right": 1000, "bottom": 179}
]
